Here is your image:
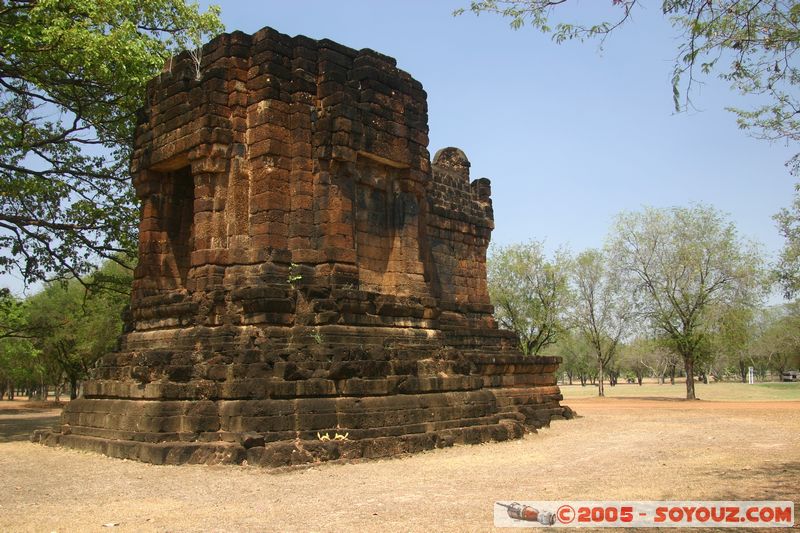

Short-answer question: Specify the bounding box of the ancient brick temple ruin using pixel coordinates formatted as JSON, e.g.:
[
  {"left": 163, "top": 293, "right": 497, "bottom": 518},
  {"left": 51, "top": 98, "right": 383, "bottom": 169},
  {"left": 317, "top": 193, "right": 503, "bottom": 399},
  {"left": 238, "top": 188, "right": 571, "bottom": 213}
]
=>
[{"left": 35, "top": 27, "right": 571, "bottom": 466}]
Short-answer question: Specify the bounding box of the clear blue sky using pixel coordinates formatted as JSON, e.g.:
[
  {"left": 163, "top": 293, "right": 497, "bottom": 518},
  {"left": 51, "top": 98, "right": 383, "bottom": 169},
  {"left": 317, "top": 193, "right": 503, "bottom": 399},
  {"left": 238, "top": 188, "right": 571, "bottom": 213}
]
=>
[
  {"left": 6, "top": 1, "right": 796, "bottom": 297},
  {"left": 201, "top": 0, "right": 794, "bottom": 261}
]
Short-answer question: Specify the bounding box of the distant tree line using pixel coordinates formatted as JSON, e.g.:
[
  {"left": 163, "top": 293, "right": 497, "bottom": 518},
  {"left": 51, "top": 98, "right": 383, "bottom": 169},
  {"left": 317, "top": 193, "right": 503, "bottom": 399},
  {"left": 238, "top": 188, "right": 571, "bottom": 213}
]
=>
[
  {"left": 0, "top": 261, "right": 131, "bottom": 402},
  {"left": 488, "top": 204, "right": 800, "bottom": 399}
]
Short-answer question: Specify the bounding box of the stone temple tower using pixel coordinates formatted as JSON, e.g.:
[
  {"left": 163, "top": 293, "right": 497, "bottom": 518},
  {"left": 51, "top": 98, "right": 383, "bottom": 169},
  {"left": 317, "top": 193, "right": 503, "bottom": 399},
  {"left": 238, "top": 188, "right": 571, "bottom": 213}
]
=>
[{"left": 36, "top": 27, "right": 570, "bottom": 466}]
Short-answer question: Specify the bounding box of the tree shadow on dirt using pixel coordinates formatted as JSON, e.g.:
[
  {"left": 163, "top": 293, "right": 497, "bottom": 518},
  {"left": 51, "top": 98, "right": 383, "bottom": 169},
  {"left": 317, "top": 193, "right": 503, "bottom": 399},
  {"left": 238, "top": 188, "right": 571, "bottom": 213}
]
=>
[
  {"left": 0, "top": 408, "right": 57, "bottom": 416},
  {"left": 0, "top": 412, "right": 62, "bottom": 443},
  {"left": 596, "top": 396, "right": 691, "bottom": 402},
  {"left": 706, "top": 461, "right": 800, "bottom": 502}
]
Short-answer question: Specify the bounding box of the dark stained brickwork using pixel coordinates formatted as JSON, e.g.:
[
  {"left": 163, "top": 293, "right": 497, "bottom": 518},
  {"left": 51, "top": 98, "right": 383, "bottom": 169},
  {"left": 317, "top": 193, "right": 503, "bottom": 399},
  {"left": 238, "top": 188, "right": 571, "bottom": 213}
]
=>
[{"left": 35, "top": 27, "right": 571, "bottom": 466}]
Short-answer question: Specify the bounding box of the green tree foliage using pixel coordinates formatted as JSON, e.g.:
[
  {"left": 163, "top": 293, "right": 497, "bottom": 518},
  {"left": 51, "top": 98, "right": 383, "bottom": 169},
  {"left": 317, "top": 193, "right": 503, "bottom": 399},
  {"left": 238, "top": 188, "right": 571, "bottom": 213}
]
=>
[
  {"left": 555, "top": 330, "right": 595, "bottom": 386},
  {"left": 608, "top": 204, "right": 765, "bottom": 399},
  {"left": 617, "top": 334, "right": 688, "bottom": 384},
  {"left": 455, "top": 1, "right": 800, "bottom": 167},
  {"left": 775, "top": 184, "right": 800, "bottom": 298},
  {"left": 487, "top": 241, "right": 572, "bottom": 356},
  {"left": 25, "top": 261, "right": 132, "bottom": 399},
  {"left": 618, "top": 337, "right": 654, "bottom": 385},
  {"left": 752, "top": 303, "right": 800, "bottom": 375},
  {"left": 571, "top": 248, "right": 635, "bottom": 396},
  {"left": 0, "top": 0, "right": 222, "bottom": 283},
  {"left": 0, "top": 289, "right": 42, "bottom": 398},
  {"left": 0, "top": 288, "right": 28, "bottom": 340},
  {"left": 706, "top": 304, "right": 755, "bottom": 382},
  {"left": 0, "top": 336, "right": 40, "bottom": 399}
]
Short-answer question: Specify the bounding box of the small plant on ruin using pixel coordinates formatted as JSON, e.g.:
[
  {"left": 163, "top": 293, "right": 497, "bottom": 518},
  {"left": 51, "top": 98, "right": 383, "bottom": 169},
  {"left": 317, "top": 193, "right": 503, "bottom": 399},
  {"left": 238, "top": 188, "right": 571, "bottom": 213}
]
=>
[
  {"left": 310, "top": 328, "right": 324, "bottom": 344},
  {"left": 287, "top": 263, "right": 302, "bottom": 288},
  {"left": 188, "top": 44, "right": 204, "bottom": 80},
  {"left": 316, "top": 430, "right": 349, "bottom": 441}
]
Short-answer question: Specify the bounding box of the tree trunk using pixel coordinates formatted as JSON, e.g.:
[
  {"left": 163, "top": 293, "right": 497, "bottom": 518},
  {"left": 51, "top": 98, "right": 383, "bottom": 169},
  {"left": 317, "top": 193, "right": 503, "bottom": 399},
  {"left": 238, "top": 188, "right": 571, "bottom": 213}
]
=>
[
  {"left": 669, "top": 364, "right": 676, "bottom": 385},
  {"left": 739, "top": 360, "right": 747, "bottom": 383},
  {"left": 684, "top": 357, "right": 697, "bottom": 400},
  {"left": 598, "top": 361, "right": 605, "bottom": 397},
  {"left": 69, "top": 377, "right": 78, "bottom": 400}
]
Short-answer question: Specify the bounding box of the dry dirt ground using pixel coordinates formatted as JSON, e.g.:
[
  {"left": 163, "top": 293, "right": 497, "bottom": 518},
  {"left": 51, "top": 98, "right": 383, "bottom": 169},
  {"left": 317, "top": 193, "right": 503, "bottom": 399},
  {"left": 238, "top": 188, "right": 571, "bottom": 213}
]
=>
[{"left": 1, "top": 396, "right": 798, "bottom": 532}]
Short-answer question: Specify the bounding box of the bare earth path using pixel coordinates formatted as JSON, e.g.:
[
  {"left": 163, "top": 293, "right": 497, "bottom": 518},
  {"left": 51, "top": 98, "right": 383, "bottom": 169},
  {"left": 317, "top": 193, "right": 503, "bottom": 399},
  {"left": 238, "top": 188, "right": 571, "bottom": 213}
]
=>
[{"left": 1, "top": 397, "right": 798, "bottom": 532}]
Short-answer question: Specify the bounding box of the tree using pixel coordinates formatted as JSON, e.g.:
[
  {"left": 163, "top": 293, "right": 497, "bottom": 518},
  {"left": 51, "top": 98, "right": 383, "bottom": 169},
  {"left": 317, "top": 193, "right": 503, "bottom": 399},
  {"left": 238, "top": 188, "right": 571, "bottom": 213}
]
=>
[
  {"left": 26, "top": 261, "right": 132, "bottom": 399},
  {"left": 555, "top": 331, "right": 594, "bottom": 385},
  {"left": 619, "top": 338, "right": 653, "bottom": 386},
  {"left": 752, "top": 303, "right": 800, "bottom": 376},
  {"left": 0, "top": 336, "right": 40, "bottom": 399},
  {"left": 775, "top": 184, "right": 800, "bottom": 298},
  {"left": 0, "top": 288, "right": 36, "bottom": 399},
  {"left": 570, "top": 248, "right": 635, "bottom": 397},
  {"left": 707, "top": 304, "right": 755, "bottom": 382},
  {"left": 487, "top": 241, "right": 572, "bottom": 355},
  {"left": 0, "top": 0, "right": 223, "bottom": 284},
  {"left": 0, "top": 288, "right": 28, "bottom": 340},
  {"left": 455, "top": 1, "right": 800, "bottom": 170},
  {"left": 608, "top": 204, "right": 765, "bottom": 399}
]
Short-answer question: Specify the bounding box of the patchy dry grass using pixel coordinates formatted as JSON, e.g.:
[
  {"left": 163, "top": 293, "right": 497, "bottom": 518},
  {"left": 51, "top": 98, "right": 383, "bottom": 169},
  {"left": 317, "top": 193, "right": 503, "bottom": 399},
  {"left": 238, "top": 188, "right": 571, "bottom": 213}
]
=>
[
  {"left": 562, "top": 381, "right": 800, "bottom": 401},
  {"left": 0, "top": 394, "right": 798, "bottom": 532}
]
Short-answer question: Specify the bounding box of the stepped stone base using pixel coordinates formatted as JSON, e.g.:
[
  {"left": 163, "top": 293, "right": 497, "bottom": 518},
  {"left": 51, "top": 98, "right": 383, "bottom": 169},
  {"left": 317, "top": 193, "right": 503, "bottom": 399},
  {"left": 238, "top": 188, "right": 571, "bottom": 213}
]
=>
[{"left": 35, "top": 353, "right": 572, "bottom": 466}]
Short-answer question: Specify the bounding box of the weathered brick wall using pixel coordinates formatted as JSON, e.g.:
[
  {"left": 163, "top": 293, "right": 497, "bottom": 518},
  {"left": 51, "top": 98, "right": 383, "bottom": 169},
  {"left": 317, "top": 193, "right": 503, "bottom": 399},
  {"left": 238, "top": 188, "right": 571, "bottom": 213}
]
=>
[
  {"left": 35, "top": 27, "right": 572, "bottom": 467},
  {"left": 131, "top": 29, "right": 429, "bottom": 298}
]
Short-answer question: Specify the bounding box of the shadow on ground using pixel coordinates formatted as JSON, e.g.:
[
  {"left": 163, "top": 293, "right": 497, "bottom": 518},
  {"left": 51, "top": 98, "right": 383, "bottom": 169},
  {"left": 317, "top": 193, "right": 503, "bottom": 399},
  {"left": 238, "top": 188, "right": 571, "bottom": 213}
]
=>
[
  {"left": 708, "top": 461, "right": 800, "bottom": 502},
  {"left": 600, "top": 396, "right": 691, "bottom": 402},
  {"left": 0, "top": 409, "right": 62, "bottom": 443}
]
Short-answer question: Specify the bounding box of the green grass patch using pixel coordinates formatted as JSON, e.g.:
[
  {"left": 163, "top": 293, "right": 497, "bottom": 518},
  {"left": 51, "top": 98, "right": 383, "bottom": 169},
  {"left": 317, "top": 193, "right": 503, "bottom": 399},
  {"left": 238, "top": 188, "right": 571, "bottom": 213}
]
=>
[
  {"left": 561, "top": 381, "right": 800, "bottom": 401},
  {"left": 755, "top": 382, "right": 800, "bottom": 390}
]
